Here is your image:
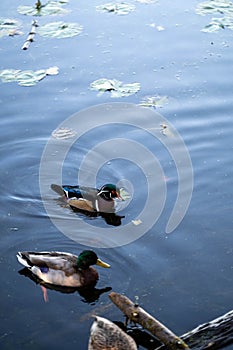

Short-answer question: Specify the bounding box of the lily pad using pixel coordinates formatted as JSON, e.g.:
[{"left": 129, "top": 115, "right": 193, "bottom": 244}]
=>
[
  {"left": 0, "top": 66, "right": 59, "bottom": 86},
  {"left": 139, "top": 95, "right": 168, "bottom": 108},
  {"left": 38, "top": 21, "right": 83, "bottom": 38},
  {"left": 90, "top": 78, "right": 140, "bottom": 97},
  {"left": 0, "top": 18, "right": 23, "bottom": 37},
  {"left": 202, "top": 16, "right": 233, "bottom": 31},
  {"left": 196, "top": 0, "right": 233, "bottom": 16},
  {"left": 17, "top": 0, "right": 69, "bottom": 16},
  {"left": 96, "top": 2, "right": 135, "bottom": 15}
]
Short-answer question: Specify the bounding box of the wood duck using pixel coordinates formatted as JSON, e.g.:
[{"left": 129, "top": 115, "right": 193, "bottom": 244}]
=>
[
  {"left": 51, "top": 183, "right": 122, "bottom": 214},
  {"left": 16, "top": 250, "right": 110, "bottom": 288}
]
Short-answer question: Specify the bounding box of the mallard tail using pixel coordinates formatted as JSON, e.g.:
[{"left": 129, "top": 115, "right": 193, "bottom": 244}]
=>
[{"left": 16, "top": 252, "right": 32, "bottom": 268}]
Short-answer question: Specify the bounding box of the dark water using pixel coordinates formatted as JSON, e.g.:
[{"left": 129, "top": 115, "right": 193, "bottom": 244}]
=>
[{"left": 1, "top": 0, "right": 233, "bottom": 349}]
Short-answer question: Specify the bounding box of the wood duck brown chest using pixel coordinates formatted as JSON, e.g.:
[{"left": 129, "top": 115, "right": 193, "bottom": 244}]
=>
[{"left": 51, "top": 183, "right": 122, "bottom": 213}]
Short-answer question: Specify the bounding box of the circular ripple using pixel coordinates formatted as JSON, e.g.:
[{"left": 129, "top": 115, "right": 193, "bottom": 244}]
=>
[{"left": 39, "top": 103, "right": 193, "bottom": 248}]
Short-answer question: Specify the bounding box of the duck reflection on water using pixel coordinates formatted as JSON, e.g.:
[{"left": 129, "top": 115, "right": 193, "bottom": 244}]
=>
[
  {"left": 19, "top": 268, "right": 111, "bottom": 303},
  {"left": 17, "top": 250, "right": 111, "bottom": 303}
]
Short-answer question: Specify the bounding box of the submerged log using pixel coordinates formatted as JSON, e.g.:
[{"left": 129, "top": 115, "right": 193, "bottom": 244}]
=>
[{"left": 109, "top": 292, "right": 190, "bottom": 350}]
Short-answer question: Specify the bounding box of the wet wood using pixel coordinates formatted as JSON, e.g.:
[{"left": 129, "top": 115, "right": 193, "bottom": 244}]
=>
[
  {"left": 109, "top": 292, "right": 233, "bottom": 350},
  {"left": 109, "top": 292, "right": 190, "bottom": 350},
  {"left": 179, "top": 310, "right": 233, "bottom": 350},
  {"left": 21, "top": 20, "right": 38, "bottom": 50}
]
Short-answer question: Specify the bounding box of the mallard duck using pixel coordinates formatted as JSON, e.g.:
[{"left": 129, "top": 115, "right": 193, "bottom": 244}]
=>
[
  {"left": 16, "top": 250, "right": 110, "bottom": 288},
  {"left": 18, "top": 267, "right": 112, "bottom": 303},
  {"left": 88, "top": 316, "right": 137, "bottom": 350},
  {"left": 51, "top": 183, "right": 122, "bottom": 213}
]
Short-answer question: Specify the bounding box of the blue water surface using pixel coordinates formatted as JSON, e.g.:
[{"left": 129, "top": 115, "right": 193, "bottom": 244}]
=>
[{"left": 0, "top": 0, "right": 233, "bottom": 349}]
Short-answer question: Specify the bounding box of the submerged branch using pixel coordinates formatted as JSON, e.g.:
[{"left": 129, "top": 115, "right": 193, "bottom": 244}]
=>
[
  {"left": 21, "top": 20, "right": 38, "bottom": 50},
  {"left": 109, "top": 291, "right": 190, "bottom": 350},
  {"left": 109, "top": 292, "right": 233, "bottom": 350}
]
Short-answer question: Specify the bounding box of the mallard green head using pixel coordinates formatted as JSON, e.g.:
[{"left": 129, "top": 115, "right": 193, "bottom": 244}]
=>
[
  {"left": 98, "top": 184, "right": 122, "bottom": 201},
  {"left": 77, "top": 250, "right": 110, "bottom": 270}
]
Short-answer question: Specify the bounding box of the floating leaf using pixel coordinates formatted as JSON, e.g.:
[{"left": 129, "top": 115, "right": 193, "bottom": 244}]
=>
[
  {"left": 202, "top": 16, "right": 233, "bottom": 31},
  {"left": 119, "top": 188, "right": 131, "bottom": 200},
  {"left": 52, "top": 127, "right": 77, "bottom": 139},
  {"left": 160, "top": 123, "right": 173, "bottom": 137},
  {"left": 156, "top": 25, "right": 165, "bottom": 31},
  {"left": 0, "top": 66, "right": 59, "bottom": 86},
  {"left": 196, "top": 0, "right": 233, "bottom": 16},
  {"left": 90, "top": 78, "right": 140, "bottom": 97},
  {"left": 148, "top": 23, "right": 165, "bottom": 30},
  {"left": 96, "top": 2, "right": 135, "bottom": 15},
  {"left": 0, "top": 18, "right": 23, "bottom": 37},
  {"left": 17, "top": 0, "right": 69, "bottom": 16},
  {"left": 139, "top": 95, "right": 168, "bottom": 108},
  {"left": 132, "top": 219, "right": 142, "bottom": 226},
  {"left": 38, "top": 21, "right": 83, "bottom": 38}
]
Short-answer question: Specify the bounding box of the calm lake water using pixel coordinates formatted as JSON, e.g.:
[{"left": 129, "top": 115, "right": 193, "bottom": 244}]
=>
[{"left": 0, "top": 0, "right": 233, "bottom": 349}]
